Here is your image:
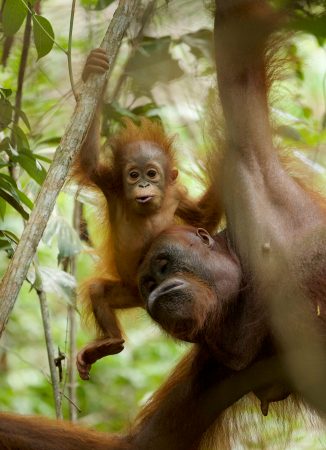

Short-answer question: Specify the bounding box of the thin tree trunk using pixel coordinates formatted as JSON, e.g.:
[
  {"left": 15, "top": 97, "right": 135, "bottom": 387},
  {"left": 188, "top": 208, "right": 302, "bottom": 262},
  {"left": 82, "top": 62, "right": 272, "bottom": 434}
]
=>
[
  {"left": 37, "top": 284, "right": 63, "bottom": 418},
  {"left": 0, "top": 0, "right": 141, "bottom": 336},
  {"left": 66, "top": 201, "right": 81, "bottom": 422}
]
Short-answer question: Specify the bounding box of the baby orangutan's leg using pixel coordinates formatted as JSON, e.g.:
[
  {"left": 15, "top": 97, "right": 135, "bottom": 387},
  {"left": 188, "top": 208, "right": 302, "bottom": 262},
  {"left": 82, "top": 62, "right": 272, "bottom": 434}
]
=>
[{"left": 77, "top": 279, "right": 142, "bottom": 380}]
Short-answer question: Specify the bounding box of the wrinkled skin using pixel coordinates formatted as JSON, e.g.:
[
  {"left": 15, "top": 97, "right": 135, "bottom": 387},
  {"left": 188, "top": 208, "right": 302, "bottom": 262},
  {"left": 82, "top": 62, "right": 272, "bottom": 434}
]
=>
[
  {"left": 138, "top": 225, "right": 291, "bottom": 415},
  {"left": 139, "top": 226, "right": 241, "bottom": 346}
]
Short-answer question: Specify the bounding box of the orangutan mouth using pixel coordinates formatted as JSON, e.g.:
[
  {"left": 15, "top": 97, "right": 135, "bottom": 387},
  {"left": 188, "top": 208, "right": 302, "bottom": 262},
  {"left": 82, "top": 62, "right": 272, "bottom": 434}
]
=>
[{"left": 136, "top": 196, "right": 154, "bottom": 203}]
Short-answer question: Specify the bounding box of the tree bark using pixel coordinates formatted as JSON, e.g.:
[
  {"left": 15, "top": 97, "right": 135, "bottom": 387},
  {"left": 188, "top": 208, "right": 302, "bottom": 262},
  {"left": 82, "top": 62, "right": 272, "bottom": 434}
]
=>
[{"left": 0, "top": 0, "right": 140, "bottom": 336}]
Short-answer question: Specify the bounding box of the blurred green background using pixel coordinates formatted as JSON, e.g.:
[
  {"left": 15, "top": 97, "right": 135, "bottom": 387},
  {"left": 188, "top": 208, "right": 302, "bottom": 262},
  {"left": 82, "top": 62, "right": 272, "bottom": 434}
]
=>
[{"left": 0, "top": 0, "right": 325, "bottom": 448}]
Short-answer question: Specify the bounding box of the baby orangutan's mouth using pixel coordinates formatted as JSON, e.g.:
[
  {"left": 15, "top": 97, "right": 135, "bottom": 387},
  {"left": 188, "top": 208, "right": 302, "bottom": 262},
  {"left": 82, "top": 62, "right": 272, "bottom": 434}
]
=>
[{"left": 136, "top": 196, "right": 154, "bottom": 203}]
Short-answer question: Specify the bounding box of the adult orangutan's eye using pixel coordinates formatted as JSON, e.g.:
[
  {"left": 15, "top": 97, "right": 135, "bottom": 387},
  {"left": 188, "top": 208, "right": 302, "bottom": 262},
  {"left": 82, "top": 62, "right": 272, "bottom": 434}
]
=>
[{"left": 141, "top": 277, "right": 157, "bottom": 295}]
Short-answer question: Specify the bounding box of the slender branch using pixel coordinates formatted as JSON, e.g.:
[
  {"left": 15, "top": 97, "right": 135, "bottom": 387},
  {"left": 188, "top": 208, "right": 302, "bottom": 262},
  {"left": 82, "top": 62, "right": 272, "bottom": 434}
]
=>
[
  {"left": 67, "top": 0, "right": 78, "bottom": 100},
  {"left": 67, "top": 261, "right": 78, "bottom": 421},
  {"left": 0, "top": 0, "right": 141, "bottom": 336},
  {"left": 11, "top": 10, "right": 32, "bottom": 139},
  {"left": 36, "top": 265, "right": 63, "bottom": 419},
  {"left": 63, "top": 201, "right": 81, "bottom": 422}
]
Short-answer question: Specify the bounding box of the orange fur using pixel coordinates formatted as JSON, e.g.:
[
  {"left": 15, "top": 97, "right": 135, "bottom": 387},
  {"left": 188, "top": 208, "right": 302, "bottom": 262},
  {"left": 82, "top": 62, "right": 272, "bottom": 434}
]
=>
[{"left": 71, "top": 114, "right": 222, "bottom": 378}]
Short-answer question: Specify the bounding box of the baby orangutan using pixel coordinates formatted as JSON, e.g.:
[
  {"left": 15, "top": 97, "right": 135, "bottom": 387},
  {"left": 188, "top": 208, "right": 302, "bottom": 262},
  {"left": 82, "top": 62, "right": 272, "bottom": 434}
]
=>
[{"left": 72, "top": 49, "right": 222, "bottom": 379}]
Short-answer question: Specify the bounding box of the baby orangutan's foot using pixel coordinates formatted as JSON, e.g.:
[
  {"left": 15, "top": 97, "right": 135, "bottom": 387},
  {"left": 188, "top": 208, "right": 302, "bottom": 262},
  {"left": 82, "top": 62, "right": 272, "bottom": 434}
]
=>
[{"left": 77, "top": 337, "right": 124, "bottom": 380}]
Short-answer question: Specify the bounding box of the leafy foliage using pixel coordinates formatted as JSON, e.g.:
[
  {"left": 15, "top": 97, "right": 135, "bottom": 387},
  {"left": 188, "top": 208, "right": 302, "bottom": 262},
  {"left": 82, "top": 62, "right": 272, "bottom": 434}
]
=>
[
  {"left": 2, "top": 0, "right": 27, "bottom": 36},
  {"left": 2, "top": 0, "right": 55, "bottom": 59},
  {"left": 32, "top": 15, "right": 55, "bottom": 60}
]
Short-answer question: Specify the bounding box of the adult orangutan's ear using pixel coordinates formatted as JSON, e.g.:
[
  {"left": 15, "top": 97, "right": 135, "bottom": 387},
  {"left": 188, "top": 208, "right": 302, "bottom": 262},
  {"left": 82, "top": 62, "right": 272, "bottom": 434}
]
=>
[
  {"left": 171, "top": 168, "right": 178, "bottom": 181},
  {"left": 196, "top": 228, "right": 215, "bottom": 248}
]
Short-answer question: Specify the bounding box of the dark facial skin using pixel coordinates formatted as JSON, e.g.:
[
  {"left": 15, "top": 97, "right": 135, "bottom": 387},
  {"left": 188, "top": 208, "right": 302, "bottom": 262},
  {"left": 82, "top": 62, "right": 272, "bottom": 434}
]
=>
[
  {"left": 122, "top": 141, "right": 177, "bottom": 214},
  {"left": 138, "top": 226, "right": 242, "bottom": 342}
]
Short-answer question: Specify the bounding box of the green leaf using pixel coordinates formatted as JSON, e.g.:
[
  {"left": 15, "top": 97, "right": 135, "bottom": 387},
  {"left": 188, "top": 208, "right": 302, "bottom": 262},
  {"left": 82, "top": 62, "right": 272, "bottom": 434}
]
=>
[
  {"left": 0, "top": 197, "right": 6, "bottom": 220},
  {"left": 11, "top": 124, "right": 30, "bottom": 150},
  {"left": 0, "top": 98, "right": 13, "bottom": 131},
  {"left": 13, "top": 152, "right": 46, "bottom": 185},
  {"left": 37, "top": 136, "right": 61, "bottom": 146},
  {"left": 0, "top": 230, "right": 19, "bottom": 244},
  {"left": 0, "top": 173, "right": 32, "bottom": 211},
  {"left": 17, "top": 189, "right": 33, "bottom": 210},
  {"left": 0, "top": 88, "right": 12, "bottom": 99},
  {"left": 290, "top": 15, "right": 326, "bottom": 40},
  {"left": 34, "top": 153, "right": 51, "bottom": 164},
  {"left": 0, "top": 230, "right": 19, "bottom": 257},
  {"left": 80, "top": 0, "right": 115, "bottom": 11},
  {"left": 0, "top": 188, "right": 29, "bottom": 219},
  {"left": 2, "top": 0, "right": 27, "bottom": 36},
  {"left": 0, "top": 138, "right": 12, "bottom": 156},
  {"left": 14, "top": 108, "right": 31, "bottom": 130},
  {"left": 32, "top": 15, "right": 55, "bottom": 60},
  {"left": 0, "top": 173, "right": 21, "bottom": 202},
  {"left": 131, "top": 103, "right": 161, "bottom": 121}
]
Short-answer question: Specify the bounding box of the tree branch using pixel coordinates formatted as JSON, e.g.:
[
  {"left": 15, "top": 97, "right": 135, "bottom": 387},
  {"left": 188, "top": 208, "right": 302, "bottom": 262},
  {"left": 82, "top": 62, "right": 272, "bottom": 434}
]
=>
[
  {"left": 0, "top": 0, "right": 141, "bottom": 336},
  {"left": 36, "top": 274, "right": 63, "bottom": 419}
]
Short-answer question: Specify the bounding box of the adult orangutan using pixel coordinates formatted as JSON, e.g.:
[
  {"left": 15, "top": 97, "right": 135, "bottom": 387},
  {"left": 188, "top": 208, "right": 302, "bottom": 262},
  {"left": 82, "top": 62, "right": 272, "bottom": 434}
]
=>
[
  {"left": 213, "top": 0, "right": 326, "bottom": 410},
  {"left": 0, "top": 225, "right": 289, "bottom": 449},
  {"left": 0, "top": 225, "right": 311, "bottom": 450},
  {"left": 139, "top": 0, "right": 326, "bottom": 415},
  {"left": 72, "top": 49, "right": 222, "bottom": 380}
]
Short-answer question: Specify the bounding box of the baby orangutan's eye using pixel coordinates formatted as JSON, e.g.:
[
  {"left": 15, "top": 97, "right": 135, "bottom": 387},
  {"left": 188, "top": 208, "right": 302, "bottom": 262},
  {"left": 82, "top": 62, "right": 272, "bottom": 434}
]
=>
[
  {"left": 147, "top": 169, "right": 157, "bottom": 178},
  {"left": 129, "top": 171, "right": 139, "bottom": 179}
]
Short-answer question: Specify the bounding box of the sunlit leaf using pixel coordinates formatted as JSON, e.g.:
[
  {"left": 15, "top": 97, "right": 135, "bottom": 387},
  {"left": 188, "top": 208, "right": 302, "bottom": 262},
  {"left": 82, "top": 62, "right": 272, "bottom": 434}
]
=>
[
  {"left": 43, "top": 216, "right": 82, "bottom": 261},
  {"left": 2, "top": 0, "right": 27, "bottom": 36},
  {"left": 127, "top": 37, "right": 183, "bottom": 94},
  {"left": 32, "top": 15, "right": 55, "bottom": 60},
  {"left": 39, "top": 266, "right": 76, "bottom": 304},
  {"left": 181, "top": 29, "right": 214, "bottom": 61}
]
